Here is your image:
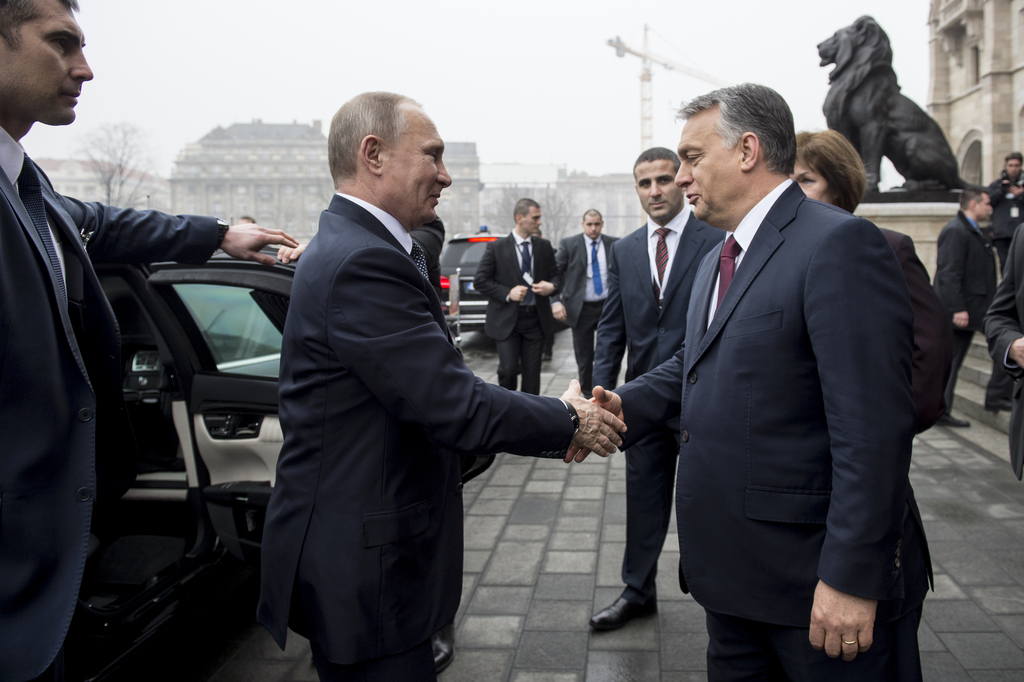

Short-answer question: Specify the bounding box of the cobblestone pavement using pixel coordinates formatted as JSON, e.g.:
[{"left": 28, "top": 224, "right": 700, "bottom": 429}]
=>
[{"left": 183, "top": 330, "right": 1024, "bottom": 682}]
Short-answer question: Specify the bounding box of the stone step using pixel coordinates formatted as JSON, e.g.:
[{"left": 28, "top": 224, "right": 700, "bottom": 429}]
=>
[
  {"left": 951, "top": 374, "right": 1010, "bottom": 433},
  {"left": 968, "top": 334, "right": 992, "bottom": 363},
  {"left": 960, "top": 354, "right": 992, "bottom": 387}
]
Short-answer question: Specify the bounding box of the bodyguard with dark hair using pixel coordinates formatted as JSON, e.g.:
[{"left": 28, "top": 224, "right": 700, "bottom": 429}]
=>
[
  {"left": 589, "top": 83, "right": 930, "bottom": 679},
  {"left": 987, "top": 152, "right": 1024, "bottom": 270},
  {"left": 0, "top": 2, "right": 297, "bottom": 680},
  {"left": 588, "top": 147, "right": 722, "bottom": 630}
]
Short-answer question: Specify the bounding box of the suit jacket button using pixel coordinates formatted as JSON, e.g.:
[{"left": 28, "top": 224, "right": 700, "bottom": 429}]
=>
[
  {"left": 78, "top": 408, "right": 94, "bottom": 422},
  {"left": 894, "top": 558, "right": 901, "bottom": 569},
  {"left": 456, "top": 482, "right": 464, "bottom": 494},
  {"left": 688, "top": 372, "right": 697, "bottom": 384},
  {"left": 681, "top": 430, "right": 690, "bottom": 442},
  {"left": 76, "top": 487, "right": 93, "bottom": 502},
  {"left": 659, "top": 328, "right": 666, "bottom": 334}
]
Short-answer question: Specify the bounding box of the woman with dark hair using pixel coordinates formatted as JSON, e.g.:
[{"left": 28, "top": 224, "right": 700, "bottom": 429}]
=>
[{"left": 793, "top": 129, "right": 953, "bottom": 431}]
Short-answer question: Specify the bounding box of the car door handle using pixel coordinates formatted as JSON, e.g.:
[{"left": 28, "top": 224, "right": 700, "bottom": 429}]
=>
[{"left": 203, "top": 413, "right": 265, "bottom": 439}]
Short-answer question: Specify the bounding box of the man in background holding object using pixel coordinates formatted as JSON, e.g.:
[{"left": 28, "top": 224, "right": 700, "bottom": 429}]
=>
[{"left": 988, "top": 152, "right": 1024, "bottom": 270}]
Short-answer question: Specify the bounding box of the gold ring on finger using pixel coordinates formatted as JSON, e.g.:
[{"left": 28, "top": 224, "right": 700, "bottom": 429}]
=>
[{"left": 842, "top": 640, "right": 857, "bottom": 645}]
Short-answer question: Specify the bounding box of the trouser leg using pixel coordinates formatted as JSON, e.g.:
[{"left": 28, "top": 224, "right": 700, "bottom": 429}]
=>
[
  {"left": 496, "top": 330, "right": 522, "bottom": 391},
  {"left": 572, "top": 301, "right": 603, "bottom": 395},
  {"left": 621, "top": 429, "right": 679, "bottom": 604},
  {"left": 943, "top": 329, "right": 974, "bottom": 411},
  {"left": 516, "top": 309, "right": 544, "bottom": 395},
  {"left": 311, "top": 638, "right": 436, "bottom": 682}
]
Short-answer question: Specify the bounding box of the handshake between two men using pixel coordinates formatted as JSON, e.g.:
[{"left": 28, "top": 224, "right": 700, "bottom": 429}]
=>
[{"left": 559, "top": 380, "right": 627, "bottom": 461}]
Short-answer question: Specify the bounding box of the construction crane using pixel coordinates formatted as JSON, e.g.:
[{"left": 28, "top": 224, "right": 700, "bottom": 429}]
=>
[{"left": 609, "top": 25, "right": 730, "bottom": 151}]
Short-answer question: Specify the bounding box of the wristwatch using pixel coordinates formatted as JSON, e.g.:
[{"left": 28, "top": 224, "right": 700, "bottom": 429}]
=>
[
  {"left": 560, "top": 399, "right": 580, "bottom": 434},
  {"left": 215, "top": 219, "right": 230, "bottom": 249}
]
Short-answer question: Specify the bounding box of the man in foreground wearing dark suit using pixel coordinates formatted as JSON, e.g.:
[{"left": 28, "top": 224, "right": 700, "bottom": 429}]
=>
[
  {"left": 552, "top": 209, "right": 618, "bottom": 398},
  {"left": 257, "top": 92, "right": 625, "bottom": 682},
  {"left": 934, "top": 188, "right": 999, "bottom": 426},
  {"left": 474, "top": 199, "right": 560, "bottom": 394},
  {"left": 588, "top": 147, "right": 722, "bottom": 630},
  {"left": 985, "top": 222, "right": 1024, "bottom": 479},
  {"left": 0, "top": 3, "right": 298, "bottom": 681},
  {"left": 587, "top": 83, "right": 929, "bottom": 680}
]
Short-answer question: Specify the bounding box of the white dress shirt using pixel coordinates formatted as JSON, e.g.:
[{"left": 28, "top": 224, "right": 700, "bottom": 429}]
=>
[
  {"left": 647, "top": 204, "right": 692, "bottom": 299},
  {"left": 584, "top": 236, "right": 609, "bottom": 302},
  {"left": 0, "top": 125, "right": 66, "bottom": 294},
  {"left": 337, "top": 192, "right": 413, "bottom": 254},
  {"left": 707, "top": 179, "right": 792, "bottom": 326}
]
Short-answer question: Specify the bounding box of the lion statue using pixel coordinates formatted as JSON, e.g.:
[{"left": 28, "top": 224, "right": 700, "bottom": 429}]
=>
[{"left": 819, "top": 16, "right": 962, "bottom": 192}]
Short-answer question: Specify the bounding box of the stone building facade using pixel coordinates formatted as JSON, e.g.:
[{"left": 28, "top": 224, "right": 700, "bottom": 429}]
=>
[
  {"left": 434, "top": 142, "right": 481, "bottom": 236},
  {"left": 170, "top": 120, "right": 334, "bottom": 240},
  {"left": 929, "top": 0, "right": 1024, "bottom": 184}
]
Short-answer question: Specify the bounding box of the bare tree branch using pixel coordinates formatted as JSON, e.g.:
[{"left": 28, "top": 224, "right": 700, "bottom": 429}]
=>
[
  {"left": 80, "top": 123, "right": 153, "bottom": 209},
  {"left": 482, "top": 184, "right": 576, "bottom": 247}
]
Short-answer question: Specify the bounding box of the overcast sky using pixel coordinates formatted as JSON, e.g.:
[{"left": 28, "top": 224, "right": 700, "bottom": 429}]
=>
[{"left": 23, "top": 0, "right": 931, "bottom": 181}]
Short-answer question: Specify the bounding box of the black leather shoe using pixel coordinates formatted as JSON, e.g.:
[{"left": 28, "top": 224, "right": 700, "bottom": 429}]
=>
[
  {"left": 589, "top": 597, "right": 657, "bottom": 631},
  {"left": 937, "top": 414, "right": 970, "bottom": 428},
  {"left": 542, "top": 352, "right": 553, "bottom": 362},
  {"left": 986, "top": 400, "right": 1013, "bottom": 412},
  {"left": 432, "top": 622, "right": 455, "bottom": 674}
]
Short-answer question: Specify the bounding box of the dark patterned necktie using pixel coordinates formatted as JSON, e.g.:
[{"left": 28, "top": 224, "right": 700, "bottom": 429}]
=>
[
  {"left": 652, "top": 227, "right": 670, "bottom": 301},
  {"left": 716, "top": 236, "right": 743, "bottom": 309},
  {"left": 18, "top": 157, "right": 67, "bottom": 308},
  {"left": 410, "top": 240, "right": 429, "bottom": 281},
  {"left": 520, "top": 240, "right": 535, "bottom": 305}
]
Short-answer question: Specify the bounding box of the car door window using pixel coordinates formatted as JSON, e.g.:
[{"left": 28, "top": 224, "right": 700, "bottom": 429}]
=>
[{"left": 172, "top": 283, "right": 282, "bottom": 378}]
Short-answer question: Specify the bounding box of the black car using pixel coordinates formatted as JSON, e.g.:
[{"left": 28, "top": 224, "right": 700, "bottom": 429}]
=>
[
  {"left": 439, "top": 227, "right": 506, "bottom": 333},
  {"left": 67, "top": 249, "right": 494, "bottom": 680}
]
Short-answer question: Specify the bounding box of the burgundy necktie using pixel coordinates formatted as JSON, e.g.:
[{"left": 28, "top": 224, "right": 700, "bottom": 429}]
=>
[
  {"left": 652, "top": 226, "right": 671, "bottom": 300},
  {"left": 716, "top": 236, "right": 742, "bottom": 309}
]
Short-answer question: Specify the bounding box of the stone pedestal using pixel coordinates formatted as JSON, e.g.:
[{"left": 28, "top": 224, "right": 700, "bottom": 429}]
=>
[{"left": 853, "top": 202, "right": 960, "bottom": 279}]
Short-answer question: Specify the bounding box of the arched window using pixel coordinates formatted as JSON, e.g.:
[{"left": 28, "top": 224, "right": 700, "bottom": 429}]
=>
[{"left": 958, "top": 131, "right": 984, "bottom": 185}]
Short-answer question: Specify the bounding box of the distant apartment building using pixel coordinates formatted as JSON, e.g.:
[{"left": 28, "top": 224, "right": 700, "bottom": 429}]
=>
[
  {"left": 170, "top": 120, "right": 333, "bottom": 240},
  {"left": 435, "top": 142, "right": 481, "bottom": 236},
  {"left": 479, "top": 164, "right": 642, "bottom": 245},
  {"left": 37, "top": 158, "right": 170, "bottom": 211}
]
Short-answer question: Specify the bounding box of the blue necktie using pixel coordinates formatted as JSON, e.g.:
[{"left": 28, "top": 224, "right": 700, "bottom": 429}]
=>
[
  {"left": 18, "top": 158, "right": 66, "bottom": 308},
  {"left": 520, "top": 241, "right": 535, "bottom": 305},
  {"left": 591, "top": 239, "right": 603, "bottom": 296}
]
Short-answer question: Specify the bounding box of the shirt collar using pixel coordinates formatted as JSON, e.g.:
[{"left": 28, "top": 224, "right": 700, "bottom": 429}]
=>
[
  {"left": 647, "top": 202, "right": 692, "bottom": 238},
  {"left": 731, "top": 179, "right": 792, "bottom": 252},
  {"left": 336, "top": 192, "right": 412, "bottom": 253},
  {"left": 513, "top": 230, "right": 532, "bottom": 246},
  {"left": 0, "top": 125, "right": 25, "bottom": 187},
  {"left": 964, "top": 214, "right": 979, "bottom": 231}
]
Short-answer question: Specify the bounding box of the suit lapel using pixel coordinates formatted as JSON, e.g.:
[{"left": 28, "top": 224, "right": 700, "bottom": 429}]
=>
[
  {"left": 690, "top": 185, "right": 801, "bottom": 367},
  {"left": 686, "top": 243, "right": 719, "bottom": 355},
  {"left": 659, "top": 215, "right": 705, "bottom": 317},
  {"left": 627, "top": 227, "right": 659, "bottom": 309}
]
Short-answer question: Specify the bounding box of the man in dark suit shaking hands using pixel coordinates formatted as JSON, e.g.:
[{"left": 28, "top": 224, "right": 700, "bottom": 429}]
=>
[
  {"left": 257, "top": 92, "right": 625, "bottom": 682},
  {"left": 588, "top": 148, "right": 722, "bottom": 630},
  {"left": 474, "top": 199, "right": 560, "bottom": 394},
  {"left": 552, "top": 209, "right": 618, "bottom": 398},
  {"left": 588, "top": 84, "right": 929, "bottom": 680}
]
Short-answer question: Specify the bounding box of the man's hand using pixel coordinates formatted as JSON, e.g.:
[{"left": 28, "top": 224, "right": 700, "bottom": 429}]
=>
[
  {"left": 808, "top": 580, "right": 877, "bottom": 662},
  {"left": 552, "top": 302, "right": 567, "bottom": 321},
  {"left": 278, "top": 242, "right": 307, "bottom": 263},
  {"left": 1010, "top": 185, "right": 1023, "bottom": 197},
  {"left": 220, "top": 223, "right": 299, "bottom": 266},
  {"left": 1010, "top": 337, "right": 1024, "bottom": 367},
  {"left": 532, "top": 280, "right": 555, "bottom": 297},
  {"left": 952, "top": 311, "right": 969, "bottom": 328},
  {"left": 509, "top": 285, "right": 529, "bottom": 302},
  {"left": 564, "top": 384, "right": 625, "bottom": 462},
  {"left": 560, "top": 380, "right": 625, "bottom": 462}
]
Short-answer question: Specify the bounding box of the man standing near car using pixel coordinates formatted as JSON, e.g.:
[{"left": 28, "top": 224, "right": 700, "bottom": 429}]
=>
[
  {"left": 988, "top": 152, "right": 1024, "bottom": 270},
  {"left": 588, "top": 147, "right": 722, "bottom": 630},
  {"left": 258, "top": 92, "right": 624, "bottom": 682},
  {"left": 552, "top": 209, "right": 618, "bottom": 398},
  {"left": 0, "top": 2, "right": 298, "bottom": 681},
  {"left": 474, "top": 199, "right": 561, "bottom": 394}
]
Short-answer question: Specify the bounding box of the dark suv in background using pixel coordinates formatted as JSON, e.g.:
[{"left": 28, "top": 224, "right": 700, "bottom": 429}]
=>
[{"left": 440, "top": 226, "right": 506, "bottom": 333}]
